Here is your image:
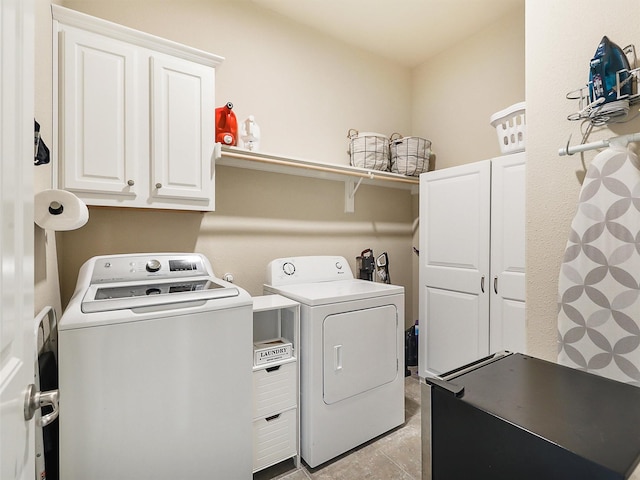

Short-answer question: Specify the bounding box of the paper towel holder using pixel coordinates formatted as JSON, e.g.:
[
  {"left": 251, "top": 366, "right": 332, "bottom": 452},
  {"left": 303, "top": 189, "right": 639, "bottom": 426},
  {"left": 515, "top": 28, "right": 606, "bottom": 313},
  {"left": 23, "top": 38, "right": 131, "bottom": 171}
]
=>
[
  {"left": 34, "top": 189, "right": 89, "bottom": 231},
  {"left": 48, "top": 201, "right": 64, "bottom": 215}
]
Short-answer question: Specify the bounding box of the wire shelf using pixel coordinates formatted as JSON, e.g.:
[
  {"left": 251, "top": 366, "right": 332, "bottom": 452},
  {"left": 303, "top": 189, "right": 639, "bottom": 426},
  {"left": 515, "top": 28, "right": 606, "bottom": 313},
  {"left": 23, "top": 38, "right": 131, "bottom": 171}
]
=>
[{"left": 566, "top": 45, "right": 639, "bottom": 126}]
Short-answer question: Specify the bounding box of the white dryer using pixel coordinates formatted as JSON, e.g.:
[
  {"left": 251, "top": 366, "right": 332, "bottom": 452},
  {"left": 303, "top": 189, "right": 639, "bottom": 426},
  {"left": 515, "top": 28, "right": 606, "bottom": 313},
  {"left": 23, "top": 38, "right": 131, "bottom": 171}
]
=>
[
  {"left": 58, "top": 253, "right": 253, "bottom": 480},
  {"left": 264, "top": 256, "right": 405, "bottom": 468}
]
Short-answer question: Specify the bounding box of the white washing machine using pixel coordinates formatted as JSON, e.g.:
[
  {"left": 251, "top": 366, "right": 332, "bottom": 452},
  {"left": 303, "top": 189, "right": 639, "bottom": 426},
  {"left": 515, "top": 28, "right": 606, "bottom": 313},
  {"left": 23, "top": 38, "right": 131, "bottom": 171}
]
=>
[
  {"left": 264, "top": 256, "right": 405, "bottom": 468},
  {"left": 58, "top": 253, "right": 253, "bottom": 480}
]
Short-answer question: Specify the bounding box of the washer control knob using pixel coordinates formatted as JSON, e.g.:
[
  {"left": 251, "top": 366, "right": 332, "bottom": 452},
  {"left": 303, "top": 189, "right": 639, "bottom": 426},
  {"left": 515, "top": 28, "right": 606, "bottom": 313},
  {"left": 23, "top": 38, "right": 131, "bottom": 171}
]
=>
[
  {"left": 282, "top": 262, "right": 296, "bottom": 276},
  {"left": 335, "top": 261, "right": 343, "bottom": 270},
  {"left": 146, "top": 259, "right": 161, "bottom": 272}
]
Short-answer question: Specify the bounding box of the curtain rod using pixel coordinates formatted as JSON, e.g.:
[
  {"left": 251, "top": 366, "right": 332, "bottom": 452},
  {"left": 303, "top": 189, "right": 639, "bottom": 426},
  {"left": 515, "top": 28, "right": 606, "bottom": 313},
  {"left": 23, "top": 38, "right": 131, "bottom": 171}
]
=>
[{"left": 558, "top": 132, "right": 640, "bottom": 156}]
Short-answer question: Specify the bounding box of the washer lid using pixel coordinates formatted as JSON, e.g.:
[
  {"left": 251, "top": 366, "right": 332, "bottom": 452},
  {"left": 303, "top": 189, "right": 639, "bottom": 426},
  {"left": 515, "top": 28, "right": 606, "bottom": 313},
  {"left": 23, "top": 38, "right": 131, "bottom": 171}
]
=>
[
  {"left": 265, "top": 279, "right": 403, "bottom": 306},
  {"left": 81, "top": 277, "right": 239, "bottom": 313}
]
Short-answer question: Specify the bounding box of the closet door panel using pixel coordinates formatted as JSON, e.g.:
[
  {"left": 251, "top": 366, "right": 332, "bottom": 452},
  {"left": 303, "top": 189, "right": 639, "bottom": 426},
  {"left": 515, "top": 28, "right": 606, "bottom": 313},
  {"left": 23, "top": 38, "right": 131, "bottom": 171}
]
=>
[
  {"left": 421, "top": 160, "right": 491, "bottom": 290},
  {"left": 490, "top": 298, "right": 526, "bottom": 354},
  {"left": 424, "top": 286, "right": 488, "bottom": 376},
  {"left": 490, "top": 152, "right": 526, "bottom": 353},
  {"left": 419, "top": 160, "right": 491, "bottom": 377}
]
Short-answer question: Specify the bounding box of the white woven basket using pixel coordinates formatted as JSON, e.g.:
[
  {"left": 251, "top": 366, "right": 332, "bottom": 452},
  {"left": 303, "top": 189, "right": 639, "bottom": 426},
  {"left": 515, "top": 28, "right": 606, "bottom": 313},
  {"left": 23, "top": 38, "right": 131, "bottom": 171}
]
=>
[
  {"left": 390, "top": 135, "right": 431, "bottom": 176},
  {"left": 348, "top": 129, "right": 390, "bottom": 171}
]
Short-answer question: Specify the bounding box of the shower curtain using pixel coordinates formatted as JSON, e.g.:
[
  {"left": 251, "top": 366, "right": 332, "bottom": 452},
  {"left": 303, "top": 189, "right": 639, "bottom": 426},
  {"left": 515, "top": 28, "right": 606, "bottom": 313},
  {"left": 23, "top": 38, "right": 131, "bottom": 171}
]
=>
[{"left": 557, "top": 144, "right": 640, "bottom": 386}]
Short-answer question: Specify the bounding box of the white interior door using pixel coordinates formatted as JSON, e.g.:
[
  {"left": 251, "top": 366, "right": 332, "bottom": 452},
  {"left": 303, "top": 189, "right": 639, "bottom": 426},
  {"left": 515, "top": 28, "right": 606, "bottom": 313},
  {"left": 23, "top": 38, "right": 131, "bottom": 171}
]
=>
[
  {"left": 490, "top": 153, "right": 526, "bottom": 353},
  {"left": 418, "top": 160, "right": 491, "bottom": 377},
  {"left": 0, "top": 1, "right": 36, "bottom": 479}
]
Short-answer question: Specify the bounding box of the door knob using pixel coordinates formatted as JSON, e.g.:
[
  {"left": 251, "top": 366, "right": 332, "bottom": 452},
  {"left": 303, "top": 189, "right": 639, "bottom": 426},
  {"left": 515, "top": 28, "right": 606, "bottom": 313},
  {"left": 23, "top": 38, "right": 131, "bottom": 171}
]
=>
[{"left": 24, "top": 383, "right": 59, "bottom": 427}]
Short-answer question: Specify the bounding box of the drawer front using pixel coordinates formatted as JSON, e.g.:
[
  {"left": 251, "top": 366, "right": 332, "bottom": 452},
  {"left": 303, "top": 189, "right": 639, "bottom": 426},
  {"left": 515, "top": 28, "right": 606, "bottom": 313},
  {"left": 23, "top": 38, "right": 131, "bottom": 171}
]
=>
[
  {"left": 253, "top": 408, "right": 297, "bottom": 472},
  {"left": 253, "top": 362, "right": 296, "bottom": 418}
]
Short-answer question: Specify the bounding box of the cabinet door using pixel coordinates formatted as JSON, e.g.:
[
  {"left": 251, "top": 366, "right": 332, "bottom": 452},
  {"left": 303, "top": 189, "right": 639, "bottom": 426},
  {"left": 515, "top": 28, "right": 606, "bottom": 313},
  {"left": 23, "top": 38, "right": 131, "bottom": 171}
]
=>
[
  {"left": 490, "top": 153, "right": 526, "bottom": 353},
  {"left": 60, "top": 27, "right": 140, "bottom": 196},
  {"left": 150, "top": 54, "right": 214, "bottom": 206},
  {"left": 418, "top": 161, "right": 491, "bottom": 377}
]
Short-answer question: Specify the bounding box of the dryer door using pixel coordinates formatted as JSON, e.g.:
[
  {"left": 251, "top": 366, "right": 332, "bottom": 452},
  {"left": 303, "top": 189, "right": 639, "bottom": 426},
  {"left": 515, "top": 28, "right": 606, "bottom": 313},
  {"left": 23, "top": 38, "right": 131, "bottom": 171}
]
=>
[{"left": 323, "top": 305, "right": 398, "bottom": 405}]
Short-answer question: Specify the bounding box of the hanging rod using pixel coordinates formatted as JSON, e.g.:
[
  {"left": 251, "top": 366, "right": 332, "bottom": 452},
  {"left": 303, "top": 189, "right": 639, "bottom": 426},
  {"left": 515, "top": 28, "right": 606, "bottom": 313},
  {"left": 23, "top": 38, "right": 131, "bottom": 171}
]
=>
[
  {"left": 558, "top": 132, "right": 640, "bottom": 156},
  {"left": 217, "top": 146, "right": 419, "bottom": 185}
]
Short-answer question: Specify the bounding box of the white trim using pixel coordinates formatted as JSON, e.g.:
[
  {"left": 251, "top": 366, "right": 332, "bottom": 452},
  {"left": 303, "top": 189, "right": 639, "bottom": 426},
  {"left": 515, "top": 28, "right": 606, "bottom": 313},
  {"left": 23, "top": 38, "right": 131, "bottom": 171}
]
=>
[{"left": 51, "top": 4, "right": 224, "bottom": 67}]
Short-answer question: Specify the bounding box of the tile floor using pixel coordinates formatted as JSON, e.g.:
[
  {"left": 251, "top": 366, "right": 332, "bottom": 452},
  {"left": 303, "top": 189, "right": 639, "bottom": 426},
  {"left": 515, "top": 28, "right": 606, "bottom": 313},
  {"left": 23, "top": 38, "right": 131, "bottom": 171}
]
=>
[{"left": 253, "top": 374, "right": 422, "bottom": 480}]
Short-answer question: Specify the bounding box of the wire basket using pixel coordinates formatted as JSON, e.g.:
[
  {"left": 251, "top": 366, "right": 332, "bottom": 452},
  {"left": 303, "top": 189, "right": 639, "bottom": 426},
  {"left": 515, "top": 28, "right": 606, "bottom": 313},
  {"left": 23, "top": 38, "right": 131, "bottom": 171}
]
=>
[
  {"left": 347, "top": 129, "right": 390, "bottom": 171},
  {"left": 389, "top": 134, "right": 431, "bottom": 176}
]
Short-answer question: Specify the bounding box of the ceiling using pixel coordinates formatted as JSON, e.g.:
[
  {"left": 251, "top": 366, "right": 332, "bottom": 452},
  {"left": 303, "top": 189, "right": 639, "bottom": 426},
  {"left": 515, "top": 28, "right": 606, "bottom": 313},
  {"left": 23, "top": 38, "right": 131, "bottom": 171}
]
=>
[{"left": 251, "top": 0, "right": 524, "bottom": 67}]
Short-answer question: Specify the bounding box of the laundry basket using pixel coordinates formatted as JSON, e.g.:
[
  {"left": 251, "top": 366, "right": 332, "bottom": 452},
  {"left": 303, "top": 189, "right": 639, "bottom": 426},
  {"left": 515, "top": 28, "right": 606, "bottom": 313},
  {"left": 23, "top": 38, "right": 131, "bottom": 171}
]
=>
[
  {"left": 390, "top": 134, "right": 431, "bottom": 176},
  {"left": 490, "top": 102, "right": 526, "bottom": 154},
  {"left": 348, "top": 129, "right": 390, "bottom": 171}
]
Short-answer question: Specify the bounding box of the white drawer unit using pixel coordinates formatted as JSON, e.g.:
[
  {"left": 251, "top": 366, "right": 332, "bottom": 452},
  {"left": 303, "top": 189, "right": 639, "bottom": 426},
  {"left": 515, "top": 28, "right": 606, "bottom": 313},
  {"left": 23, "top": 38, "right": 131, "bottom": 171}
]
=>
[
  {"left": 253, "top": 407, "right": 298, "bottom": 472},
  {"left": 252, "top": 295, "right": 300, "bottom": 473},
  {"left": 253, "top": 361, "right": 296, "bottom": 419}
]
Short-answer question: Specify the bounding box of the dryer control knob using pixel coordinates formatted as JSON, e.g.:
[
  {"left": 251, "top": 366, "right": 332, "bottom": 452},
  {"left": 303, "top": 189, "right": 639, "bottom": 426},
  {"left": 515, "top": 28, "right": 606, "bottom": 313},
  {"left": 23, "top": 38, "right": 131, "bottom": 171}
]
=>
[
  {"left": 146, "top": 259, "right": 161, "bottom": 272},
  {"left": 282, "top": 262, "right": 295, "bottom": 276},
  {"left": 335, "top": 261, "right": 343, "bottom": 270}
]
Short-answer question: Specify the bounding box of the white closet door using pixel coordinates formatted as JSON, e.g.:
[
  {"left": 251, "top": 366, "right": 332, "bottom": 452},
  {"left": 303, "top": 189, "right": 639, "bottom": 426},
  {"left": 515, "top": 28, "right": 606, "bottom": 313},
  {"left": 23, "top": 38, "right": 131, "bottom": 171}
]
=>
[
  {"left": 490, "top": 153, "right": 526, "bottom": 353},
  {"left": 419, "top": 161, "right": 491, "bottom": 377}
]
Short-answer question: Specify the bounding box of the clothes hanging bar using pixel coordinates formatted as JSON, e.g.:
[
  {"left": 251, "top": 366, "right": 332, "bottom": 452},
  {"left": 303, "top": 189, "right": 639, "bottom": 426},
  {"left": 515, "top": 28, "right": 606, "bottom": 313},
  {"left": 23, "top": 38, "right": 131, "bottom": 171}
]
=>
[{"left": 559, "top": 132, "right": 640, "bottom": 156}]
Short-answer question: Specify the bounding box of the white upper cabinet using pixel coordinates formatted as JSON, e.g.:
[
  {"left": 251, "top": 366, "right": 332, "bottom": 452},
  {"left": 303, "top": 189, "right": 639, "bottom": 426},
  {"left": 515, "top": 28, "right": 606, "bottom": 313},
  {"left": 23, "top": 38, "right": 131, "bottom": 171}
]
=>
[
  {"left": 59, "top": 26, "right": 141, "bottom": 198},
  {"left": 150, "top": 54, "right": 215, "bottom": 202},
  {"left": 53, "top": 5, "right": 223, "bottom": 211}
]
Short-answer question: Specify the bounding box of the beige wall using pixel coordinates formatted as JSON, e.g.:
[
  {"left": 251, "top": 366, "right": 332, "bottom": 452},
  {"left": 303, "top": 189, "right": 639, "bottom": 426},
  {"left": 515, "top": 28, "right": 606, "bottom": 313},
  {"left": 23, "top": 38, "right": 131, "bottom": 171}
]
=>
[
  {"left": 412, "top": 4, "right": 525, "bottom": 169},
  {"left": 32, "top": 0, "right": 640, "bottom": 400},
  {"left": 38, "top": 1, "right": 524, "bottom": 332},
  {"left": 61, "top": 0, "right": 413, "bottom": 163},
  {"left": 54, "top": 0, "right": 418, "bottom": 326},
  {"left": 408, "top": 4, "right": 525, "bottom": 321},
  {"left": 525, "top": 0, "right": 640, "bottom": 361}
]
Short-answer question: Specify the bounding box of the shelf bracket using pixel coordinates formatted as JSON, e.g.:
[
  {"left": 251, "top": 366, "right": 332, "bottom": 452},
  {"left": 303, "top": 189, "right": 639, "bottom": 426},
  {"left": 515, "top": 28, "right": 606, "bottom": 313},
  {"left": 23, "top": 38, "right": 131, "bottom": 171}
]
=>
[{"left": 344, "top": 177, "right": 364, "bottom": 213}]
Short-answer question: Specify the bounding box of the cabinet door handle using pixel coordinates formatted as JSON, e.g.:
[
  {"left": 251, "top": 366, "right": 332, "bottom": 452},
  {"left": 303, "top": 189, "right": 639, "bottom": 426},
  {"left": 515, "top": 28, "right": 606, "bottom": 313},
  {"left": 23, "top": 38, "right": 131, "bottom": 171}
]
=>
[
  {"left": 127, "top": 179, "right": 135, "bottom": 186},
  {"left": 480, "top": 276, "right": 485, "bottom": 293},
  {"left": 155, "top": 182, "right": 162, "bottom": 189},
  {"left": 494, "top": 276, "right": 498, "bottom": 294},
  {"left": 265, "top": 413, "right": 281, "bottom": 422},
  {"left": 265, "top": 365, "right": 281, "bottom": 373}
]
